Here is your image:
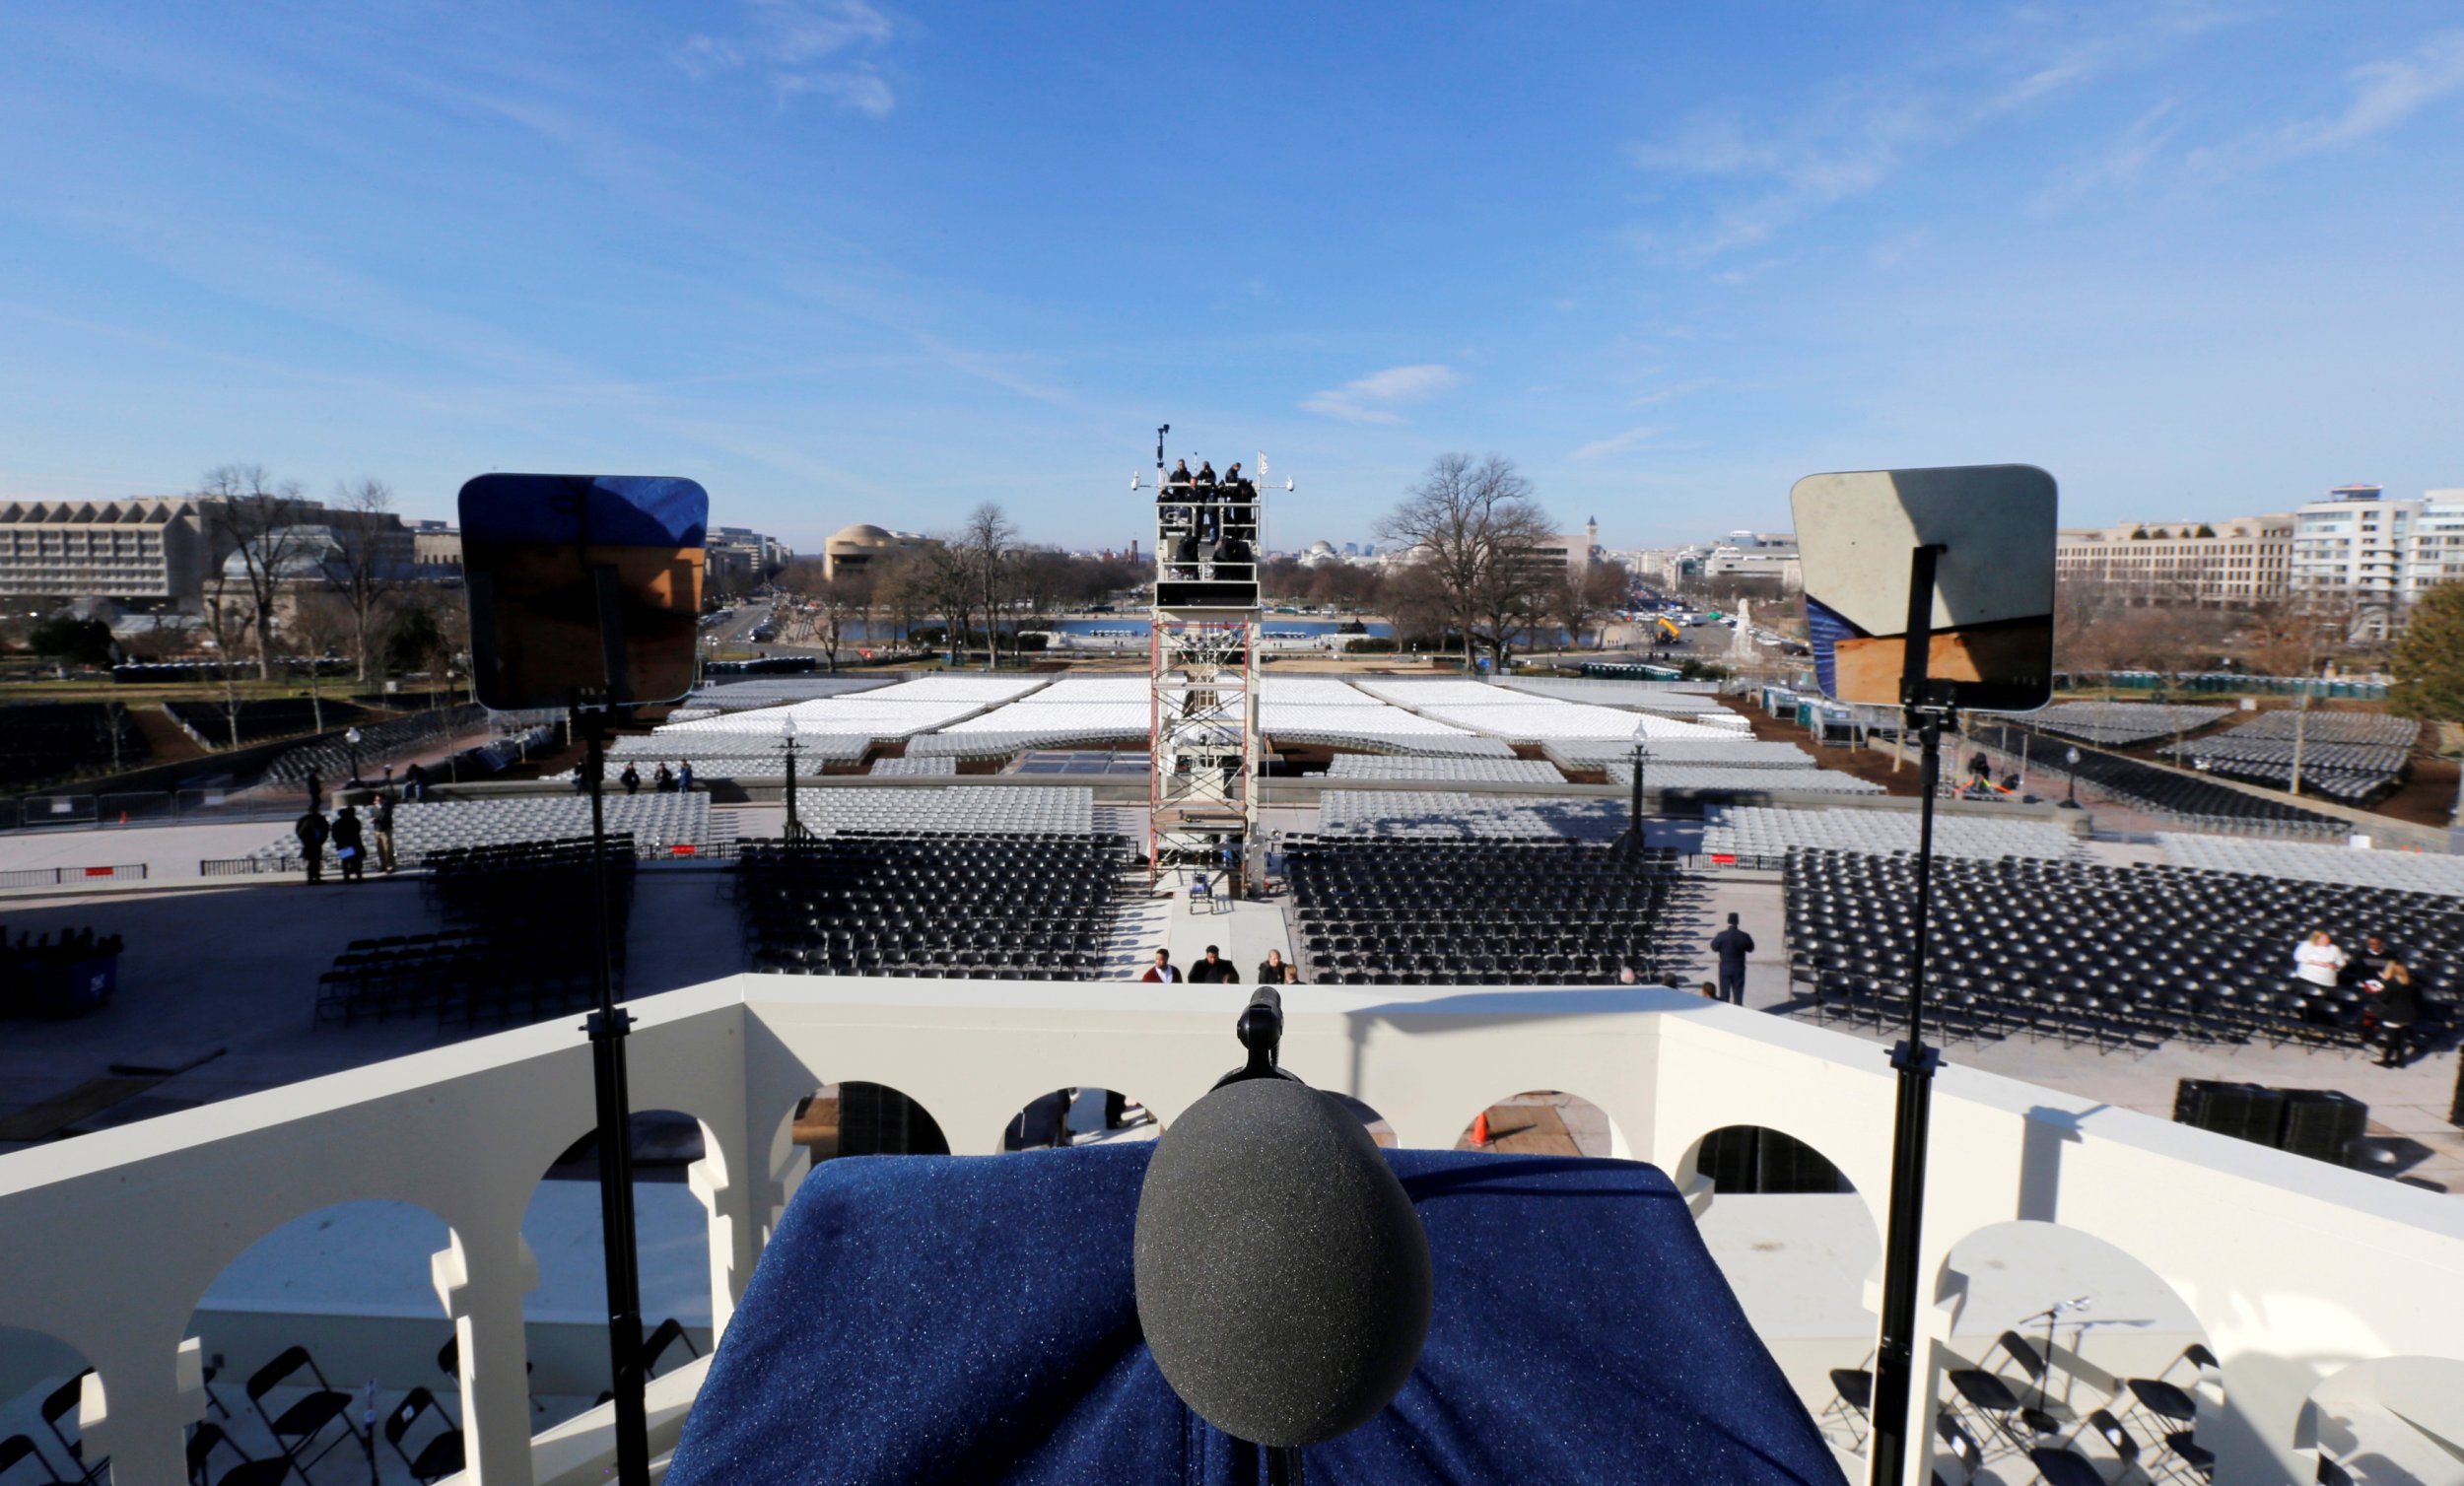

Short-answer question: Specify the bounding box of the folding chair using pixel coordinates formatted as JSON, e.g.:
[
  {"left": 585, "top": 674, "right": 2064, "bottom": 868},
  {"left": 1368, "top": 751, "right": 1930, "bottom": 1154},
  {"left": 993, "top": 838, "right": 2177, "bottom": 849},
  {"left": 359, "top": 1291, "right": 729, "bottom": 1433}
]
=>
[
  {"left": 182, "top": 1422, "right": 289, "bottom": 1486},
  {"left": 1819, "top": 1355, "right": 1873, "bottom": 1449},
  {"left": 244, "top": 1345, "right": 364, "bottom": 1479},
  {"left": 1933, "top": 1412, "right": 1984, "bottom": 1484},
  {"left": 0, "top": 1436, "right": 71, "bottom": 1486},
  {"left": 2028, "top": 1442, "right": 2109, "bottom": 1486},
  {"left": 644, "top": 1317, "right": 703, "bottom": 1379},
  {"left": 384, "top": 1387, "right": 466, "bottom": 1484},
  {"left": 36, "top": 1376, "right": 103, "bottom": 1486}
]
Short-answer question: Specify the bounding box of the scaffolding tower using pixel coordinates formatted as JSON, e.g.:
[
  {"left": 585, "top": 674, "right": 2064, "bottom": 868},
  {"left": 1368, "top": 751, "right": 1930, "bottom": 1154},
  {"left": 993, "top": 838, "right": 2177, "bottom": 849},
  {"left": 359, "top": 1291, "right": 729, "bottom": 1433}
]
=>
[{"left": 1140, "top": 427, "right": 1278, "bottom": 888}]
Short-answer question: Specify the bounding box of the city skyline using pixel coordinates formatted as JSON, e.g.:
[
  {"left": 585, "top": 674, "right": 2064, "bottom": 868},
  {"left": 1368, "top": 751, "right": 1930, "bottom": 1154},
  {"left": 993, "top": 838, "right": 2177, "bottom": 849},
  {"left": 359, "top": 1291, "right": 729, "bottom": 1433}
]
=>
[{"left": 3, "top": 3, "right": 2462, "bottom": 550}]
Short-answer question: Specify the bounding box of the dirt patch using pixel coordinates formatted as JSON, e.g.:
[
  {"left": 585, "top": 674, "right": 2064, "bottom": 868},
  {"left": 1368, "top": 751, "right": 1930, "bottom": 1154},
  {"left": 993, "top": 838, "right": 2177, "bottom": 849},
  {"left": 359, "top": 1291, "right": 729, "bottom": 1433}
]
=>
[{"left": 1739, "top": 707, "right": 1930, "bottom": 798}]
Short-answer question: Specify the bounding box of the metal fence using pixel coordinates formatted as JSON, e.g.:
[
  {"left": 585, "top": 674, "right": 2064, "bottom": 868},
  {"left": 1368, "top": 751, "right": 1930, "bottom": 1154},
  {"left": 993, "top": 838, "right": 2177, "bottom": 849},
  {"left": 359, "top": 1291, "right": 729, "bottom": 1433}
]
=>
[
  {"left": 0, "top": 864, "right": 149, "bottom": 889},
  {"left": 0, "top": 787, "right": 310, "bottom": 836}
]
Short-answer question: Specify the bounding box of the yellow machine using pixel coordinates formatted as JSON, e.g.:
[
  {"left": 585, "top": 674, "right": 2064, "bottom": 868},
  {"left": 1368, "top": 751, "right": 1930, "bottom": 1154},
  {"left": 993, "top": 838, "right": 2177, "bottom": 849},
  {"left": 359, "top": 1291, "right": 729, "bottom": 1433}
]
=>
[{"left": 1652, "top": 615, "right": 1682, "bottom": 642}]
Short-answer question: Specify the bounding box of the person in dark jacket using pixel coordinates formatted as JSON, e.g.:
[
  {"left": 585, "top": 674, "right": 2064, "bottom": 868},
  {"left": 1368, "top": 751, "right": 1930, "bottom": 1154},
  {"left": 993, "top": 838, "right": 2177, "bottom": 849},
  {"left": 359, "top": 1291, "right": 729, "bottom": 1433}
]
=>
[
  {"left": 403, "top": 762, "right": 428, "bottom": 802},
  {"left": 1708, "top": 912, "right": 1755, "bottom": 1005},
  {"left": 1190, "top": 946, "right": 1237, "bottom": 983},
  {"left": 1139, "top": 949, "right": 1182, "bottom": 983},
  {"left": 1168, "top": 459, "right": 1192, "bottom": 486},
  {"left": 620, "top": 763, "right": 642, "bottom": 794},
  {"left": 294, "top": 806, "right": 329, "bottom": 884},
  {"left": 331, "top": 805, "right": 366, "bottom": 883},
  {"left": 2369, "top": 962, "right": 2422, "bottom": 1067},
  {"left": 1258, "top": 948, "right": 1288, "bottom": 983}
]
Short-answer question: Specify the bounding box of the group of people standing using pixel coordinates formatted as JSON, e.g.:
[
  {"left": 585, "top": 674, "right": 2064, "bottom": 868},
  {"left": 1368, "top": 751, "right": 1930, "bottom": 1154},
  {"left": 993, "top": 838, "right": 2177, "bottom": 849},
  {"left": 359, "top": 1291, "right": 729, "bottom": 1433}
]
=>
[
  {"left": 292, "top": 791, "right": 397, "bottom": 884},
  {"left": 1158, "top": 459, "right": 1261, "bottom": 568},
  {"left": 612, "top": 761, "right": 695, "bottom": 794},
  {"left": 2293, "top": 928, "right": 2425, "bottom": 1067},
  {"left": 1139, "top": 946, "right": 1301, "bottom": 984}
]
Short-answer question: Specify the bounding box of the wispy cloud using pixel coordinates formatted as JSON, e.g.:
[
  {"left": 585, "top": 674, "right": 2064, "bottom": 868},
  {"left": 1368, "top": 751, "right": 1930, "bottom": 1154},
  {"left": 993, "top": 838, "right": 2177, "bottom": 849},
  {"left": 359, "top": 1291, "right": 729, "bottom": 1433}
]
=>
[
  {"left": 2191, "top": 30, "right": 2464, "bottom": 172},
  {"left": 680, "top": 0, "right": 899, "bottom": 115},
  {"left": 2035, "top": 100, "right": 2179, "bottom": 212},
  {"left": 1299, "top": 364, "right": 1459, "bottom": 425},
  {"left": 1571, "top": 425, "right": 1670, "bottom": 461}
]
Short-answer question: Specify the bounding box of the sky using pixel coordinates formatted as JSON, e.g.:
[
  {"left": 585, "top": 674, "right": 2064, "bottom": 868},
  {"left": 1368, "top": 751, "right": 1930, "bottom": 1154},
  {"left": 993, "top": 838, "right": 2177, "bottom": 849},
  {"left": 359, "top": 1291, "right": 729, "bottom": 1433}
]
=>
[{"left": 3, "top": 2, "right": 2461, "bottom": 554}]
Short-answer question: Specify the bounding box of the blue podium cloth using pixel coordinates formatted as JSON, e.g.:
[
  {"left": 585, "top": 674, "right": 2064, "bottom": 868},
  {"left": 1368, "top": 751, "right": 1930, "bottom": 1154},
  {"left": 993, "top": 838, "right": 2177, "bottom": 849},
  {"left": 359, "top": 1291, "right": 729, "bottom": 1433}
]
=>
[{"left": 667, "top": 1146, "right": 1845, "bottom": 1485}]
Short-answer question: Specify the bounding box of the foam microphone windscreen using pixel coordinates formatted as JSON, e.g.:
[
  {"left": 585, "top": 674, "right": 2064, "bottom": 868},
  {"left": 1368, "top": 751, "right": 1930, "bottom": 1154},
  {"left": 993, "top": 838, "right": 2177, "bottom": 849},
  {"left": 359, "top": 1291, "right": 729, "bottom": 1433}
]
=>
[{"left": 1133, "top": 1077, "right": 1433, "bottom": 1448}]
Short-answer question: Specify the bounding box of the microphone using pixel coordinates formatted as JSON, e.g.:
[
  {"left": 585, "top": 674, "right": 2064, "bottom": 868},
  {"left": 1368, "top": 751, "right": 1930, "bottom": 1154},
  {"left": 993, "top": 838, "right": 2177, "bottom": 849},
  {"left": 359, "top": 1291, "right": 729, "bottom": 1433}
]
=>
[{"left": 1133, "top": 988, "right": 1433, "bottom": 1450}]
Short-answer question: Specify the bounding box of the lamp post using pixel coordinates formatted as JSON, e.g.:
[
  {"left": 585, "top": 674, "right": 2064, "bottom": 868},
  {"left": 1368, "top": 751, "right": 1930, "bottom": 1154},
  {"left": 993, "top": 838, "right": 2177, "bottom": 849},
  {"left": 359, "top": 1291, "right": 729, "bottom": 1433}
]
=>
[
  {"left": 1628, "top": 739, "right": 1650, "bottom": 841},
  {"left": 782, "top": 715, "right": 806, "bottom": 842},
  {"left": 344, "top": 726, "right": 364, "bottom": 785},
  {"left": 2064, "top": 747, "right": 2081, "bottom": 807}
]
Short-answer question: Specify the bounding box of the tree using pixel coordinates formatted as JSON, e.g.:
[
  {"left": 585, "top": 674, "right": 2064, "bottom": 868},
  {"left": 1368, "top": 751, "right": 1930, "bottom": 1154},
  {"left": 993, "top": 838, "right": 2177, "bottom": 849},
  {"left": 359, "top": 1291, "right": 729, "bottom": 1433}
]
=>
[
  {"left": 961, "top": 502, "right": 1018, "bottom": 671},
  {"left": 287, "top": 589, "right": 356, "bottom": 733},
  {"left": 2389, "top": 581, "right": 2464, "bottom": 825},
  {"left": 333, "top": 477, "right": 403, "bottom": 684},
  {"left": 914, "top": 540, "right": 980, "bottom": 666},
  {"left": 194, "top": 463, "right": 314, "bottom": 682},
  {"left": 1553, "top": 558, "right": 1631, "bottom": 651},
  {"left": 1375, "top": 453, "right": 1556, "bottom": 670},
  {"left": 28, "top": 615, "right": 114, "bottom": 668}
]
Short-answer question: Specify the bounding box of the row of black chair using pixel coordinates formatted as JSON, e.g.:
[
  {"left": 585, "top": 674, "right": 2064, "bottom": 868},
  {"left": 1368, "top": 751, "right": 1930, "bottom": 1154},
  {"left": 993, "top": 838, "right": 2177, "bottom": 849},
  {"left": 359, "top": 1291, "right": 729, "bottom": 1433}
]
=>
[
  {"left": 1786, "top": 849, "right": 2457, "bottom": 1052},
  {"left": 740, "top": 835, "right": 1136, "bottom": 979},
  {"left": 1287, "top": 838, "right": 1698, "bottom": 985},
  {"left": 1970, "top": 723, "right": 2345, "bottom": 835}
]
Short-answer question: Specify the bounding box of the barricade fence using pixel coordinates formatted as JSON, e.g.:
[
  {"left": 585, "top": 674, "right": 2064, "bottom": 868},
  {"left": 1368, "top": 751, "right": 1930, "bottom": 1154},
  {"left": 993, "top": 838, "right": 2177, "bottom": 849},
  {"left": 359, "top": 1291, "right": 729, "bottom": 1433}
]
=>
[
  {"left": 0, "top": 864, "right": 149, "bottom": 889},
  {"left": 202, "top": 839, "right": 743, "bottom": 877},
  {"left": 0, "top": 788, "right": 313, "bottom": 836}
]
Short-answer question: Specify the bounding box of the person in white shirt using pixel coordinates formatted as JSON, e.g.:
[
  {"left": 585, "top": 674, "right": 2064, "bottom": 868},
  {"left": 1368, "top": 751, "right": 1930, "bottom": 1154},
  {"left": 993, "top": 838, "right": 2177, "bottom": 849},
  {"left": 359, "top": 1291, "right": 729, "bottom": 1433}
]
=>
[{"left": 2293, "top": 930, "right": 2347, "bottom": 987}]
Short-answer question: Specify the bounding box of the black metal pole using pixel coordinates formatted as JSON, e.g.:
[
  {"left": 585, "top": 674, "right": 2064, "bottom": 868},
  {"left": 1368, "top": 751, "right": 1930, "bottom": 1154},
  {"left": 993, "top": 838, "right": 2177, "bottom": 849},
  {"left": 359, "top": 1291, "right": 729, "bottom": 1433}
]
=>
[
  {"left": 579, "top": 706, "right": 650, "bottom": 1486},
  {"left": 1869, "top": 547, "right": 1948, "bottom": 1486},
  {"left": 1629, "top": 741, "right": 1644, "bottom": 840}
]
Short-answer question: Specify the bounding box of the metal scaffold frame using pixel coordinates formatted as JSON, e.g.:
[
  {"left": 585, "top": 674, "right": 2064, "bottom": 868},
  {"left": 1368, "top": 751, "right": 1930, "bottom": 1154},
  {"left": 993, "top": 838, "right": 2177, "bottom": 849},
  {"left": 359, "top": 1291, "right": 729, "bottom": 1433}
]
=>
[{"left": 1137, "top": 425, "right": 1278, "bottom": 888}]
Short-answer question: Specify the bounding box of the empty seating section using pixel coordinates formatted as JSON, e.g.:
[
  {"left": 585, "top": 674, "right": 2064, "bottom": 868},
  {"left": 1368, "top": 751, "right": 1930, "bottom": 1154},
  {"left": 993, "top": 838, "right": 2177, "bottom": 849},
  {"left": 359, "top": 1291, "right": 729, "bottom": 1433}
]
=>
[
  {"left": 1786, "top": 850, "right": 2460, "bottom": 1048},
  {"left": 1704, "top": 806, "right": 2079, "bottom": 863},
  {"left": 869, "top": 755, "right": 958, "bottom": 777},
  {"left": 1497, "top": 677, "right": 1733, "bottom": 711},
  {"left": 1544, "top": 739, "right": 1821, "bottom": 771},
  {"left": 1288, "top": 839, "right": 1690, "bottom": 984},
  {"left": 606, "top": 732, "right": 868, "bottom": 777},
  {"left": 2158, "top": 713, "right": 2419, "bottom": 804},
  {"left": 257, "top": 794, "right": 709, "bottom": 866},
  {"left": 792, "top": 785, "right": 1096, "bottom": 836},
  {"left": 684, "top": 676, "right": 896, "bottom": 710},
  {"left": 1012, "top": 750, "right": 1150, "bottom": 776},
  {"left": 166, "top": 698, "right": 371, "bottom": 749},
  {"left": 1316, "top": 790, "right": 1628, "bottom": 841},
  {"left": 0, "top": 702, "right": 149, "bottom": 786},
  {"left": 655, "top": 677, "right": 1045, "bottom": 757},
  {"left": 2024, "top": 702, "right": 2232, "bottom": 746},
  {"left": 739, "top": 834, "right": 1134, "bottom": 978},
  {"left": 263, "top": 705, "right": 486, "bottom": 782},
  {"left": 1969, "top": 723, "right": 2344, "bottom": 838},
  {"left": 314, "top": 838, "right": 636, "bottom": 1026},
  {"left": 1323, "top": 755, "right": 1568, "bottom": 784},
  {"left": 2158, "top": 836, "right": 2464, "bottom": 898},
  {"left": 1356, "top": 679, "right": 1748, "bottom": 743},
  {"left": 1260, "top": 704, "right": 1499, "bottom": 753},
  {"left": 1605, "top": 764, "right": 1884, "bottom": 794}
]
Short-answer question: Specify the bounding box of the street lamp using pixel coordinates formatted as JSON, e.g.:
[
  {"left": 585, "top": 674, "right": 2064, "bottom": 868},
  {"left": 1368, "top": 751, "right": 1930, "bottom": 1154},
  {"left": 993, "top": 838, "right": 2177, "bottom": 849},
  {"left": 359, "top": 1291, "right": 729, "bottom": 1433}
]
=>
[
  {"left": 781, "top": 715, "right": 806, "bottom": 842},
  {"left": 2063, "top": 747, "right": 2082, "bottom": 808},
  {"left": 344, "top": 726, "right": 364, "bottom": 784},
  {"left": 1627, "top": 740, "right": 1650, "bottom": 841}
]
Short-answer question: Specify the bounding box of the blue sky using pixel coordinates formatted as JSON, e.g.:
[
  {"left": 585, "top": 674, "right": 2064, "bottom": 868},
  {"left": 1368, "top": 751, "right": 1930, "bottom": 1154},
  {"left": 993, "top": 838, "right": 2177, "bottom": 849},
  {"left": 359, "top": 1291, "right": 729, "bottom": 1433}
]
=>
[{"left": 3, "top": 2, "right": 2461, "bottom": 553}]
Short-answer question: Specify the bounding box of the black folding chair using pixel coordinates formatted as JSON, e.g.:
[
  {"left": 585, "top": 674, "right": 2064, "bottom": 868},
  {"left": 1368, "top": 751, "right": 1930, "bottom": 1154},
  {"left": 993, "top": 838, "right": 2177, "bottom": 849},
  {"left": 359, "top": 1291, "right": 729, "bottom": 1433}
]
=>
[
  {"left": 244, "top": 1345, "right": 364, "bottom": 1479},
  {"left": 2073, "top": 1408, "right": 2148, "bottom": 1484},
  {"left": 2029, "top": 1443, "right": 2108, "bottom": 1486},
  {"left": 0, "top": 1436, "right": 70, "bottom": 1486},
  {"left": 183, "top": 1422, "right": 289, "bottom": 1486},
  {"left": 36, "top": 1376, "right": 103, "bottom": 1486},
  {"left": 384, "top": 1387, "right": 466, "bottom": 1484},
  {"left": 1947, "top": 1365, "right": 2044, "bottom": 1453},
  {"left": 643, "top": 1317, "right": 702, "bottom": 1380},
  {"left": 1934, "top": 1412, "right": 1984, "bottom": 1484},
  {"left": 2163, "top": 1429, "right": 2216, "bottom": 1480},
  {"left": 1820, "top": 1358, "right": 1873, "bottom": 1449}
]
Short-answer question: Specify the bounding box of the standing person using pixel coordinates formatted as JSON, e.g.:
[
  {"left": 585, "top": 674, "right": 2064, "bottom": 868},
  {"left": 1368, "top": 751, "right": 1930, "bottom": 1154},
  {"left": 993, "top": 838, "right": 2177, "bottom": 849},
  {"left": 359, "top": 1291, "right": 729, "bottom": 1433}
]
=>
[
  {"left": 294, "top": 804, "right": 329, "bottom": 884},
  {"left": 1140, "top": 949, "right": 1182, "bottom": 984},
  {"left": 404, "top": 762, "right": 428, "bottom": 802},
  {"left": 620, "top": 763, "right": 642, "bottom": 795},
  {"left": 678, "top": 760, "right": 695, "bottom": 793},
  {"left": 331, "top": 805, "right": 367, "bottom": 883},
  {"left": 1257, "top": 948, "right": 1287, "bottom": 983},
  {"left": 2367, "top": 962, "right": 2422, "bottom": 1068},
  {"left": 1709, "top": 912, "right": 1755, "bottom": 1006},
  {"left": 372, "top": 791, "right": 397, "bottom": 874},
  {"left": 2293, "top": 928, "right": 2350, "bottom": 1027},
  {"left": 1191, "top": 945, "right": 1235, "bottom": 983},
  {"left": 1281, "top": 964, "right": 1301, "bottom": 985},
  {"left": 654, "top": 763, "right": 675, "bottom": 792}
]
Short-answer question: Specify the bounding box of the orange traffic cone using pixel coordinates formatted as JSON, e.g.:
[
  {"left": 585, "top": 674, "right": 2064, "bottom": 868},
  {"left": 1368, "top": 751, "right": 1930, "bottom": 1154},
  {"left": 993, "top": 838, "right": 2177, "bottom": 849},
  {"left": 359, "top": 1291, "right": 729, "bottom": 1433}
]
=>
[{"left": 1471, "top": 1111, "right": 1492, "bottom": 1147}]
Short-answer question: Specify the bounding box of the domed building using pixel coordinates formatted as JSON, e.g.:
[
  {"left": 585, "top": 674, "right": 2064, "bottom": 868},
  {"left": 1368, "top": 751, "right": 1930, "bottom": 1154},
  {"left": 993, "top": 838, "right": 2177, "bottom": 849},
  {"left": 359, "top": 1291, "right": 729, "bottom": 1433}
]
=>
[{"left": 823, "top": 522, "right": 938, "bottom": 580}]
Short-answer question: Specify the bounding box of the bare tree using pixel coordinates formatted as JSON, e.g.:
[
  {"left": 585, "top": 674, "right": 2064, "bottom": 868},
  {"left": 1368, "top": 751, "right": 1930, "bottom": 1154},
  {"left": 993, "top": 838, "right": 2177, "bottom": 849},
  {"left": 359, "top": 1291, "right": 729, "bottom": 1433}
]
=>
[
  {"left": 333, "top": 477, "right": 403, "bottom": 685},
  {"left": 1553, "top": 558, "right": 1631, "bottom": 651},
  {"left": 872, "top": 552, "right": 928, "bottom": 655},
  {"left": 961, "top": 503, "right": 1019, "bottom": 671},
  {"left": 288, "top": 589, "right": 356, "bottom": 733},
  {"left": 1375, "top": 453, "right": 1556, "bottom": 670},
  {"left": 914, "top": 541, "right": 980, "bottom": 666},
  {"left": 194, "top": 463, "right": 313, "bottom": 682},
  {"left": 194, "top": 563, "right": 252, "bottom": 749}
]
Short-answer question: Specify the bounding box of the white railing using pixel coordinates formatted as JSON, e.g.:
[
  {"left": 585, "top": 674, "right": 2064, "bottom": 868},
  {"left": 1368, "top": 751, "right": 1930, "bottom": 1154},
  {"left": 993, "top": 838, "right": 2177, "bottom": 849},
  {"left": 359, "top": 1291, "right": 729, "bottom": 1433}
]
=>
[{"left": 3, "top": 978, "right": 2461, "bottom": 1484}]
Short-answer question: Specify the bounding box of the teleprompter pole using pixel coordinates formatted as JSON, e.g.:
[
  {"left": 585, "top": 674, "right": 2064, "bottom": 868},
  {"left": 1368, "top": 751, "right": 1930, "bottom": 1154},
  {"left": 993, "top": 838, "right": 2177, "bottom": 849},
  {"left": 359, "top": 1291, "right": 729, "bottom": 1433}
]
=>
[
  {"left": 1868, "top": 545, "right": 1950, "bottom": 1486},
  {"left": 576, "top": 700, "right": 650, "bottom": 1486}
]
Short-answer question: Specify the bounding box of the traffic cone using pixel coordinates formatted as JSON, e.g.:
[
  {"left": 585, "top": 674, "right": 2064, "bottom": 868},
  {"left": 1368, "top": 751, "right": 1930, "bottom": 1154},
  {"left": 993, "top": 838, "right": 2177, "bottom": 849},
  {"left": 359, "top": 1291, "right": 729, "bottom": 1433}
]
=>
[{"left": 1471, "top": 1111, "right": 1492, "bottom": 1147}]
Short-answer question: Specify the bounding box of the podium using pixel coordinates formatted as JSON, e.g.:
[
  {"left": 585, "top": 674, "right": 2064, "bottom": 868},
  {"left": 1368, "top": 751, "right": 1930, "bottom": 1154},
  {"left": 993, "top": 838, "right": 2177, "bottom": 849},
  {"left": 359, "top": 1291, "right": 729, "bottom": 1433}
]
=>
[{"left": 667, "top": 1145, "right": 1845, "bottom": 1485}]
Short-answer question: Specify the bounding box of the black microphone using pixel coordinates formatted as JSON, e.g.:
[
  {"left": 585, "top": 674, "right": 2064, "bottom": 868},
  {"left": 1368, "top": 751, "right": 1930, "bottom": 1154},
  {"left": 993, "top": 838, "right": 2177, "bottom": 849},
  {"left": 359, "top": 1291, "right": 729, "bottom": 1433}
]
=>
[{"left": 1133, "top": 988, "right": 1433, "bottom": 1451}]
